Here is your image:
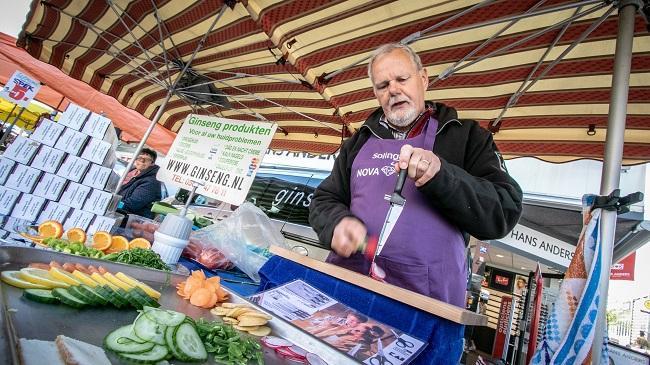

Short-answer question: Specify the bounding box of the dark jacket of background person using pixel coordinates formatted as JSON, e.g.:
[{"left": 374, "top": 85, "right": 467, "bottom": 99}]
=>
[{"left": 118, "top": 165, "right": 161, "bottom": 219}]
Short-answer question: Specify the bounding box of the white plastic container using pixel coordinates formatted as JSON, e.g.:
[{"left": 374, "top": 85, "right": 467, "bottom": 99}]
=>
[{"left": 151, "top": 231, "right": 189, "bottom": 265}]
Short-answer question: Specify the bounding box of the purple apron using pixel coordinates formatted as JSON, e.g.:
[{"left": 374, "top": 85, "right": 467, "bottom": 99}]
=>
[{"left": 327, "top": 118, "right": 467, "bottom": 307}]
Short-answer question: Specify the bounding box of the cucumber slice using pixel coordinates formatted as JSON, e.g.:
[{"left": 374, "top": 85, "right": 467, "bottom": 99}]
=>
[
  {"left": 104, "top": 325, "right": 155, "bottom": 354},
  {"left": 68, "top": 286, "right": 98, "bottom": 305},
  {"left": 94, "top": 286, "right": 122, "bottom": 308},
  {"left": 132, "top": 287, "right": 160, "bottom": 308},
  {"left": 117, "top": 344, "right": 168, "bottom": 363},
  {"left": 111, "top": 287, "right": 132, "bottom": 307},
  {"left": 143, "top": 307, "right": 186, "bottom": 326},
  {"left": 133, "top": 312, "right": 166, "bottom": 345},
  {"left": 173, "top": 323, "right": 207, "bottom": 362},
  {"left": 52, "top": 288, "right": 87, "bottom": 308},
  {"left": 102, "top": 286, "right": 128, "bottom": 308},
  {"left": 23, "top": 289, "right": 59, "bottom": 304},
  {"left": 125, "top": 290, "right": 146, "bottom": 310},
  {"left": 78, "top": 285, "right": 109, "bottom": 305},
  {"left": 164, "top": 325, "right": 188, "bottom": 361}
]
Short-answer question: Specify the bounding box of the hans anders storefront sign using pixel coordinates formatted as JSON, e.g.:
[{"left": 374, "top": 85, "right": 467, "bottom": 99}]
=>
[{"left": 492, "top": 224, "right": 576, "bottom": 268}]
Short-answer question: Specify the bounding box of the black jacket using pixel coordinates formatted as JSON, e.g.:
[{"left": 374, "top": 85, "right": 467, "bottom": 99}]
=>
[
  {"left": 118, "top": 165, "right": 162, "bottom": 219},
  {"left": 309, "top": 102, "right": 523, "bottom": 248}
]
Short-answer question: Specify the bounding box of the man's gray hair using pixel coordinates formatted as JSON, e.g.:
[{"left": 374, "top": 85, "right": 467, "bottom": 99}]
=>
[{"left": 367, "top": 43, "right": 424, "bottom": 82}]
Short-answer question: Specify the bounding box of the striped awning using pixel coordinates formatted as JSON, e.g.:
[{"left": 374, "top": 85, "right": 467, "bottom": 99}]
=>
[{"left": 17, "top": 0, "right": 650, "bottom": 164}]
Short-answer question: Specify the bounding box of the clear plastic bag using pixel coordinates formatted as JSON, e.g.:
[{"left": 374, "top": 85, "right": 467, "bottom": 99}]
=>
[{"left": 191, "top": 202, "right": 287, "bottom": 282}]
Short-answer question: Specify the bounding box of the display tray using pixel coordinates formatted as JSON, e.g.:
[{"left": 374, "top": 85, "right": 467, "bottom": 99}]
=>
[{"left": 0, "top": 245, "right": 357, "bottom": 364}]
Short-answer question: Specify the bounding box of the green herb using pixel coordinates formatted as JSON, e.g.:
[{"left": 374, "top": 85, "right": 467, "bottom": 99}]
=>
[
  {"left": 195, "top": 319, "right": 263, "bottom": 365},
  {"left": 103, "top": 248, "right": 170, "bottom": 271}
]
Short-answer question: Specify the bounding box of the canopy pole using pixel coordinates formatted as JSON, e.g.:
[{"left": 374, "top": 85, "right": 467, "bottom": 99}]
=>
[
  {"left": 114, "top": 5, "right": 228, "bottom": 192},
  {"left": 592, "top": 1, "right": 640, "bottom": 363}
]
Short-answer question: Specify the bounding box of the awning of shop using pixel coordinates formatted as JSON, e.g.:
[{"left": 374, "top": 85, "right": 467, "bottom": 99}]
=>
[
  {"left": 14, "top": 0, "right": 650, "bottom": 164},
  {"left": 0, "top": 32, "right": 175, "bottom": 151}
]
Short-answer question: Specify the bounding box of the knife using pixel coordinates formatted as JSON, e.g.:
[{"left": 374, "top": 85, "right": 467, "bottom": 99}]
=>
[{"left": 368, "top": 169, "right": 407, "bottom": 279}]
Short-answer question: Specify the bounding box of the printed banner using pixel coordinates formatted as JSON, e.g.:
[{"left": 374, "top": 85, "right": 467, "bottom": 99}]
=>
[
  {"left": 0, "top": 71, "right": 41, "bottom": 107},
  {"left": 158, "top": 114, "right": 276, "bottom": 205},
  {"left": 492, "top": 296, "right": 514, "bottom": 360}
]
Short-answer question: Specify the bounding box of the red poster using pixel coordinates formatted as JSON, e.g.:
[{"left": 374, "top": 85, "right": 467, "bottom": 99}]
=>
[
  {"left": 492, "top": 296, "right": 514, "bottom": 360},
  {"left": 610, "top": 252, "right": 635, "bottom": 280}
]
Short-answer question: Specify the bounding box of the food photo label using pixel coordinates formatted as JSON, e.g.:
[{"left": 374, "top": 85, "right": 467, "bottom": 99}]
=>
[
  {"left": 30, "top": 118, "right": 66, "bottom": 147},
  {"left": 58, "top": 103, "right": 90, "bottom": 130},
  {"left": 30, "top": 145, "right": 67, "bottom": 173},
  {"left": 3, "top": 136, "right": 40, "bottom": 165},
  {"left": 158, "top": 114, "right": 277, "bottom": 206},
  {"left": 0, "top": 157, "right": 16, "bottom": 185},
  {"left": 249, "top": 280, "right": 427, "bottom": 365}
]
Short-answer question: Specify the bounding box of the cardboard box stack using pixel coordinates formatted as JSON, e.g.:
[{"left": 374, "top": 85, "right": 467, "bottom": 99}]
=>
[{"left": 0, "top": 103, "right": 122, "bottom": 240}]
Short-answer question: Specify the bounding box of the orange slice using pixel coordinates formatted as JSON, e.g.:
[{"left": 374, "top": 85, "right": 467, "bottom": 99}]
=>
[
  {"left": 38, "top": 220, "right": 63, "bottom": 239},
  {"left": 92, "top": 231, "right": 112, "bottom": 251},
  {"left": 129, "top": 237, "right": 151, "bottom": 249},
  {"left": 106, "top": 235, "right": 129, "bottom": 253},
  {"left": 66, "top": 228, "right": 87, "bottom": 243},
  {"left": 19, "top": 232, "right": 47, "bottom": 246}
]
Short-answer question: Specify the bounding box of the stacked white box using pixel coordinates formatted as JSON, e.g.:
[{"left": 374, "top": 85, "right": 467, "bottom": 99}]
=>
[
  {"left": 30, "top": 145, "right": 66, "bottom": 173},
  {"left": 58, "top": 154, "right": 90, "bottom": 183},
  {"left": 55, "top": 128, "right": 89, "bottom": 156},
  {"left": 0, "top": 186, "right": 21, "bottom": 215},
  {"left": 82, "top": 163, "right": 119, "bottom": 191},
  {"left": 11, "top": 194, "right": 47, "bottom": 221},
  {"left": 30, "top": 118, "right": 65, "bottom": 146},
  {"left": 5, "top": 164, "right": 42, "bottom": 193},
  {"left": 83, "top": 189, "right": 119, "bottom": 216},
  {"left": 81, "top": 137, "right": 115, "bottom": 167},
  {"left": 37, "top": 201, "right": 71, "bottom": 224},
  {"left": 82, "top": 113, "right": 118, "bottom": 144},
  {"left": 59, "top": 182, "right": 92, "bottom": 210},
  {"left": 0, "top": 157, "right": 16, "bottom": 185},
  {"left": 58, "top": 104, "right": 89, "bottom": 131},
  {"left": 88, "top": 215, "right": 117, "bottom": 235},
  {"left": 64, "top": 209, "right": 95, "bottom": 231},
  {"left": 3, "top": 136, "right": 40, "bottom": 164},
  {"left": 33, "top": 173, "right": 68, "bottom": 201}
]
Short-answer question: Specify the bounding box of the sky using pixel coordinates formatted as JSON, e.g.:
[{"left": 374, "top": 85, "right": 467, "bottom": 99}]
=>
[
  {"left": 0, "top": 0, "right": 648, "bottom": 307},
  {"left": 1, "top": 0, "right": 31, "bottom": 38}
]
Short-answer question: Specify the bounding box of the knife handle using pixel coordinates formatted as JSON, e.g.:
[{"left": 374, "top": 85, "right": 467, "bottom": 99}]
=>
[{"left": 395, "top": 168, "right": 407, "bottom": 194}]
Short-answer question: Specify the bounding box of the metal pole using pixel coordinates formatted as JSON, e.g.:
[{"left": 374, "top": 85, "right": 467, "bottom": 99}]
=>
[
  {"left": 592, "top": 1, "right": 640, "bottom": 363},
  {"left": 0, "top": 107, "right": 26, "bottom": 145},
  {"left": 115, "top": 90, "right": 173, "bottom": 190}
]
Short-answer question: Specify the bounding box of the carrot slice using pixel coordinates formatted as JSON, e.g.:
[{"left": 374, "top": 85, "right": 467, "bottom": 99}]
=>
[
  {"left": 62, "top": 263, "right": 76, "bottom": 273},
  {"left": 87, "top": 265, "right": 99, "bottom": 274},
  {"left": 97, "top": 266, "right": 107, "bottom": 274},
  {"left": 203, "top": 281, "right": 219, "bottom": 293},
  {"left": 203, "top": 291, "right": 218, "bottom": 308},
  {"left": 75, "top": 263, "right": 89, "bottom": 274},
  {"left": 50, "top": 261, "right": 63, "bottom": 269},
  {"left": 206, "top": 276, "right": 220, "bottom": 285},
  {"left": 216, "top": 287, "right": 228, "bottom": 302},
  {"left": 29, "top": 263, "right": 51, "bottom": 270},
  {"left": 189, "top": 288, "right": 212, "bottom": 307},
  {"left": 191, "top": 270, "right": 206, "bottom": 281}
]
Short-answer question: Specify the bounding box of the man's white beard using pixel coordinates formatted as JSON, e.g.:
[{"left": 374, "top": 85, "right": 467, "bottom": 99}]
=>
[{"left": 386, "top": 104, "right": 419, "bottom": 128}]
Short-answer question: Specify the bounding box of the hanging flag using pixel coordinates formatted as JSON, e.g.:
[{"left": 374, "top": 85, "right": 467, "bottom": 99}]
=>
[
  {"left": 526, "top": 263, "right": 544, "bottom": 365},
  {"left": 530, "top": 195, "right": 609, "bottom": 364}
]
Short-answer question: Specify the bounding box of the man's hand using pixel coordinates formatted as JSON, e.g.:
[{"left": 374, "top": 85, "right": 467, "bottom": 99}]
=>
[
  {"left": 396, "top": 144, "right": 441, "bottom": 187},
  {"left": 331, "top": 217, "right": 367, "bottom": 258}
]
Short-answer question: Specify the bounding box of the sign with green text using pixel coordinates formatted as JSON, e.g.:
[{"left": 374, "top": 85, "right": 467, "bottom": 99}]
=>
[{"left": 158, "top": 114, "right": 277, "bottom": 205}]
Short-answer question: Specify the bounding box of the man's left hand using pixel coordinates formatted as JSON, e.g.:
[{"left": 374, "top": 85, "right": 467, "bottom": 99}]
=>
[{"left": 396, "top": 144, "right": 441, "bottom": 187}]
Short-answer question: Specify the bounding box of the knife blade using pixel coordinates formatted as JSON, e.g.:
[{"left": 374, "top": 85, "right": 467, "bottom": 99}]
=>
[{"left": 374, "top": 168, "right": 407, "bottom": 259}]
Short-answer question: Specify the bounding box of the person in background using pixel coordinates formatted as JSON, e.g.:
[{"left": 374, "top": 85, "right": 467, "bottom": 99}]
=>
[
  {"left": 309, "top": 43, "right": 523, "bottom": 307},
  {"left": 118, "top": 148, "right": 161, "bottom": 219},
  {"left": 637, "top": 331, "right": 649, "bottom": 350}
]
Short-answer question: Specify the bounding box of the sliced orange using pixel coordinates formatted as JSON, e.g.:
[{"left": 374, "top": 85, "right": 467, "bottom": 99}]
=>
[
  {"left": 19, "top": 232, "right": 46, "bottom": 246},
  {"left": 66, "top": 228, "right": 87, "bottom": 243},
  {"left": 129, "top": 237, "right": 151, "bottom": 250},
  {"left": 106, "top": 235, "right": 129, "bottom": 253},
  {"left": 38, "top": 220, "right": 64, "bottom": 239},
  {"left": 92, "top": 231, "right": 112, "bottom": 251}
]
